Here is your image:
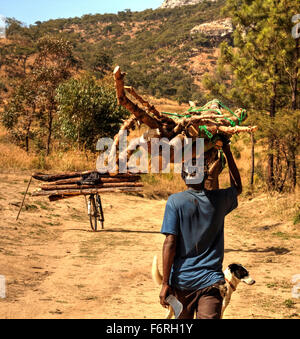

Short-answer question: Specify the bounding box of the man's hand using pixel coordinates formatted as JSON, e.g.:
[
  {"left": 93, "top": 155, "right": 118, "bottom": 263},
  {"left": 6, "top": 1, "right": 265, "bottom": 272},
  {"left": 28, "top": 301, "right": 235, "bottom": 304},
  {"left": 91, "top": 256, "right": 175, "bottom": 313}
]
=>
[{"left": 159, "top": 284, "right": 173, "bottom": 308}]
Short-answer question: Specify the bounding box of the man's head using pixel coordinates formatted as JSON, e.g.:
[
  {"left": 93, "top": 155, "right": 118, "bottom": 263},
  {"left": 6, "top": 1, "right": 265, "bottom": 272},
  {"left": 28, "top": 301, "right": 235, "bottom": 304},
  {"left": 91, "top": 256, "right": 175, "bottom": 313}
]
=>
[{"left": 181, "top": 158, "right": 209, "bottom": 189}]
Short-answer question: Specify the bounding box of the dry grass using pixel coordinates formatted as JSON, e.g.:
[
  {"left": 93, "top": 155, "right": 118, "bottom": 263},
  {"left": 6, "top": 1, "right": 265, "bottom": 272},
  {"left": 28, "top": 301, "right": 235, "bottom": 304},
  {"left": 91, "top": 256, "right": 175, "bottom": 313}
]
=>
[
  {"left": 141, "top": 173, "right": 187, "bottom": 200},
  {"left": 38, "top": 150, "right": 97, "bottom": 172},
  {"left": 0, "top": 143, "right": 96, "bottom": 173},
  {"left": 149, "top": 96, "right": 190, "bottom": 114},
  {"left": 0, "top": 143, "right": 36, "bottom": 171},
  {"left": 0, "top": 125, "right": 97, "bottom": 172}
]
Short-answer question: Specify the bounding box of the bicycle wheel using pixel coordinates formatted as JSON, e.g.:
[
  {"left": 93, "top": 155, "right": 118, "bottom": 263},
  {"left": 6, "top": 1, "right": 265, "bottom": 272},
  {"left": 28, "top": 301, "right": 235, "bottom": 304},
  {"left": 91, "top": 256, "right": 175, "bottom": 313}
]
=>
[
  {"left": 88, "top": 194, "right": 98, "bottom": 232},
  {"left": 96, "top": 194, "right": 105, "bottom": 230}
]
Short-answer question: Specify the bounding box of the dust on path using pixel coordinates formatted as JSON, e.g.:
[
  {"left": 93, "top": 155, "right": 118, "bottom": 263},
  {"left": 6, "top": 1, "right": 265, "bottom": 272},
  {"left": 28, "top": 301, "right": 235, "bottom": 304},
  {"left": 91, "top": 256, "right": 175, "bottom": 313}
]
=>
[{"left": 0, "top": 173, "right": 299, "bottom": 319}]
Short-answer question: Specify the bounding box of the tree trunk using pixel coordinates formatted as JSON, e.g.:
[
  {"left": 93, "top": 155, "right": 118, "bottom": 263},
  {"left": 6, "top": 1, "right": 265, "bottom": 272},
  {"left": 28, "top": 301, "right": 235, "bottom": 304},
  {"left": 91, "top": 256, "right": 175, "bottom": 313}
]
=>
[
  {"left": 25, "top": 135, "right": 29, "bottom": 153},
  {"left": 46, "top": 111, "right": 53, "bottom": 156},
  {"left": 25, "top": 117, "right": 33, "bottom": 153},
  {"left": 290, "top": 37, "right": 299, "bottom": 190},
  {"left": 250, "top": 133, "right": 255, "bottom": 187},
  {"left": 290, "top": 148, "right": 297, "bottom": 190},
  {"left": 267, "top": 67, "right": 278, "bottom": 190},
  {"left": 292, "top": 37, "right": 299, "bottom": 111},
  {"left": 274, "top": 139, "right": 281, "bottom": 191}
]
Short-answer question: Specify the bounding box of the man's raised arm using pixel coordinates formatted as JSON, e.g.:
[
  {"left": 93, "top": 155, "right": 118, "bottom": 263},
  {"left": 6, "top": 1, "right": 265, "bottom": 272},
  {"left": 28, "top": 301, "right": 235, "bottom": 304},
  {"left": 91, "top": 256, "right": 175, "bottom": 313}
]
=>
[{"left": 222, "top": 143, "right": 243, "bottom": 195}]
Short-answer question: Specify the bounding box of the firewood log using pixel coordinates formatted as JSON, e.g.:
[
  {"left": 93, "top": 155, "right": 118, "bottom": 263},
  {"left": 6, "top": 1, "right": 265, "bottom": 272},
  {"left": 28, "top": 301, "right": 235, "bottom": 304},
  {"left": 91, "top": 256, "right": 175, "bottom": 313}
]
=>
[
  {"left": 32, "top": 186, "right": 143, "bottom": 197},
  {"left": 44, "top": 176, "right": 141, "bottom": 186},
  {"left": 40, "top": 182, "right": 143, "bottom": 191},
  {"left": 33, "top": 171, "right": 140, "bottom": 182}
]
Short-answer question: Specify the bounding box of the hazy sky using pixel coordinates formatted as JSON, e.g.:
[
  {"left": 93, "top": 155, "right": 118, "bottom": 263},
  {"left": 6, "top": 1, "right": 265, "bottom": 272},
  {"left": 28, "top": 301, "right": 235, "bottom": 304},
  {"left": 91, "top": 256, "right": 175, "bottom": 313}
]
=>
[{"left": 0, "top": 0, "right": 163, "bottom": 25}]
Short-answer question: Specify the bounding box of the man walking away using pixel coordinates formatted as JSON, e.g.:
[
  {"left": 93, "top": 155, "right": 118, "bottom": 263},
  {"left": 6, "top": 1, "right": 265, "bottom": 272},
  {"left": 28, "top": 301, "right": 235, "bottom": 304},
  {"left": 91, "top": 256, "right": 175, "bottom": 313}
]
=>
[{"left": 159, "top": 143, "right": 242, "bottom": 319}]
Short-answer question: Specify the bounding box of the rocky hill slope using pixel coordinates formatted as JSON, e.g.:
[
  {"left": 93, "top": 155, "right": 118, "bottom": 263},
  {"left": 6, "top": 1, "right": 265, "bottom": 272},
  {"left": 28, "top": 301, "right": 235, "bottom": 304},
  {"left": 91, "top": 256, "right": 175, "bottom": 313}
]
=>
[
  {"left": 2, "top": 0, "right": 230, "bottom": 102},
  {"left": 160, "top": 0, "right": 217, "bottom": 9}
]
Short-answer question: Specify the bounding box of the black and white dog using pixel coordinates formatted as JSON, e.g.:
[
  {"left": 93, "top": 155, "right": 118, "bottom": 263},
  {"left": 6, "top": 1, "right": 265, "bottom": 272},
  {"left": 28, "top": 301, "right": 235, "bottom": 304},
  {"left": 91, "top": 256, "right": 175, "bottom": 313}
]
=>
[{"left": 152, "top": 256, "right": 255, "bottom": 319}]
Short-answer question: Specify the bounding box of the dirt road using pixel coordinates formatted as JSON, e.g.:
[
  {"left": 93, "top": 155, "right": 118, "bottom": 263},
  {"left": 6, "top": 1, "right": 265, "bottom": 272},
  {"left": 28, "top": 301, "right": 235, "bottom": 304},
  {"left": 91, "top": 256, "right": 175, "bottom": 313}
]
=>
[{"left": 0, "top": 173, "right": 299, "bottom": 319}]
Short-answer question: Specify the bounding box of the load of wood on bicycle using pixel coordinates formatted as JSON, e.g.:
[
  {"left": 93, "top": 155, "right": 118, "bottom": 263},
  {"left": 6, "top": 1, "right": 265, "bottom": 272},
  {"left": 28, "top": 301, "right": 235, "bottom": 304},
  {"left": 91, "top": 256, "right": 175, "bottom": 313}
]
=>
[{"left": 31, "top": 171, "right": 143, "bottom": 202}]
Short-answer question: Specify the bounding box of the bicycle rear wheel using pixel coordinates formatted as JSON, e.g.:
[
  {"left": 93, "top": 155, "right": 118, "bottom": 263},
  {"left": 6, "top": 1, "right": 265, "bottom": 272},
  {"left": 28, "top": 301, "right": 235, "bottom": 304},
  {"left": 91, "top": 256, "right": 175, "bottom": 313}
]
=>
[{"left": 88, "top": 194, "right": 98, "bottom": 232}]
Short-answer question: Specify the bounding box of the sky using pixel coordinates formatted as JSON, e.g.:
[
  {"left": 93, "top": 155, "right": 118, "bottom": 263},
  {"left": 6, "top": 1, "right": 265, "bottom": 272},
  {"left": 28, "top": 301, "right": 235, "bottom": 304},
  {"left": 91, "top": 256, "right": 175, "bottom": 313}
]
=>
[{"left": 0, "top": 0, "right": 163, "bottom": 26}]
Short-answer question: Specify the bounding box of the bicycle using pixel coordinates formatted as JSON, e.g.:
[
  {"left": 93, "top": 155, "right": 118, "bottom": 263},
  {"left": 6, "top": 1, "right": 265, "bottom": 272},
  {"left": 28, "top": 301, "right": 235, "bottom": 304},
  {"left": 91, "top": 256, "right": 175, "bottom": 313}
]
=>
[{"left": 87, "top": 193, "right": 105, "bottom": 231}]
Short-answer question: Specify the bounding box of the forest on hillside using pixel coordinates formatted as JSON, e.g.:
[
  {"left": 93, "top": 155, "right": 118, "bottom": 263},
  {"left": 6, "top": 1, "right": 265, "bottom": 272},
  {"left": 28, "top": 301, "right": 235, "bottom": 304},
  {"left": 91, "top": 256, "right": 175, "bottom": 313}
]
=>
[
  {"left": 0, "top": 0, "right": 299, "bottom": 193},
  {"left": 0, "top": 0, "right": 226, "bottom": 102}
]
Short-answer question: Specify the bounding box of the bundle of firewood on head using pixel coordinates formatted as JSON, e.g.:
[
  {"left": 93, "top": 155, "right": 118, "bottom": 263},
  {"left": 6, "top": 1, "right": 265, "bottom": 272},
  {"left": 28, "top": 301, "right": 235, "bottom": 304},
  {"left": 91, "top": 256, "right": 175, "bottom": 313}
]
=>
[
  {"left": 32, "top": 171, "right": 143, "bottom": 202},
  {"left": 113, "top": 66, "right": 258, "bottom": 190}
]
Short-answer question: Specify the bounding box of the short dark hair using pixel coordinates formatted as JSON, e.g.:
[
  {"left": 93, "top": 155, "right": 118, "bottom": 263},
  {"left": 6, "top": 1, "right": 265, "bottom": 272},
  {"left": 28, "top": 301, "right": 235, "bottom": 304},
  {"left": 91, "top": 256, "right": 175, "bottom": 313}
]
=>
[{"left": 181, "top": 159, "right": 208, "bottom": 186}]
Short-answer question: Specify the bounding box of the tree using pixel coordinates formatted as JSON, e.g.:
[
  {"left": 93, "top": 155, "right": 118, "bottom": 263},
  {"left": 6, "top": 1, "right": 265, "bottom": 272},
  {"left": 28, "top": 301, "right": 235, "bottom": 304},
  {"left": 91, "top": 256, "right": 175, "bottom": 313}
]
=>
[
  {"left": 32, "top": 36, "right": 78, "bottom": 155},
  {"left": 1, "top": 77, "right": 38, "bottom": 152},
  {"left": 77, "top": 44, "right": 112, "bottom": 79},
  {"left": 203, "top": 0, "right": 299, "bottom": 191},
  {"left": 0, "top": 19, "right": 36, "bottom": 79},
  {"left": 56, "top": 74, "right": 130, "bottom": 151}
]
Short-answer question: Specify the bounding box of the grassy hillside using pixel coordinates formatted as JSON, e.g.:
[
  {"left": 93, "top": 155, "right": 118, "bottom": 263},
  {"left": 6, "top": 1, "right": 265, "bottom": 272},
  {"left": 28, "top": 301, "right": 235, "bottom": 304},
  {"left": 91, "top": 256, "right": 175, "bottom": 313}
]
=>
[{"left": 2, "top": 0, "right": 227, "bottom": 103}]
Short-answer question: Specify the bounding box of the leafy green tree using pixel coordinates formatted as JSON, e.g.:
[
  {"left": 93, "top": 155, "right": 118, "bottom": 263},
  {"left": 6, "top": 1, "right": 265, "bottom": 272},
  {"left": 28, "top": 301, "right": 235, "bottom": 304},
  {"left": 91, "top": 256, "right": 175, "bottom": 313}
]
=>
[
  {"left": 56, "top": 74, "right": 130, "bottom": 151},
  {"left": 32, "top": 35, "right": 78, "bottom": 155},
  {"left": 203, "top": 0, "right": 299, "bottom": 191},
  {"left": 1, "top": 77, "right": 38, "bottom": 152},
  {"left": 76, "top": 44, "right": 112, "bottom": 79}
]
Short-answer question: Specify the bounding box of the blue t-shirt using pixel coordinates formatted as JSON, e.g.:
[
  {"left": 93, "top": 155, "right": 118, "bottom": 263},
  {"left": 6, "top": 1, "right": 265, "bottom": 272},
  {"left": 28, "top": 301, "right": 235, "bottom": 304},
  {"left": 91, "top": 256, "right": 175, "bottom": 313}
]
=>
[{"left": 161, "top": 187, "right": 238, "bottom": 291}]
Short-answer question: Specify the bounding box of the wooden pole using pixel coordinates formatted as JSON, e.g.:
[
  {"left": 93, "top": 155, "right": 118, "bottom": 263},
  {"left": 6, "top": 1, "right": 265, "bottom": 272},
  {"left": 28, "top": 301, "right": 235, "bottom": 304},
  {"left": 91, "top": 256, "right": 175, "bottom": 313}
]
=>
[
  {"left": 32, "top": 186, "right": 144, "bottom": 197},
  {"left": 16, "top": 176, "right": 33, "bottom": 221},
  {"left": 40, "top": 182, "right": 143, "bottom": 191},
  {"left": 41, "top": 175, "right": 141, "bottom": 186},
  {"left": 113, "top": 66, "right": 163, "bottom": 131},
  {"left": 33, "top": 171, "right": 140, "bottom": 182}
]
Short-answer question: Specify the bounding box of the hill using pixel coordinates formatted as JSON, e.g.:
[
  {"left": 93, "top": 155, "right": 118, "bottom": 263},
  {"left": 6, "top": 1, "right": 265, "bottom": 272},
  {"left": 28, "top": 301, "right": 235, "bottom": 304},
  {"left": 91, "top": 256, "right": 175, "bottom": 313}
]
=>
[
  {"left": 160, "top": 0, "right": 217, "bottom": 9},
  {"left": 1, "top": 0, "right": 229, "bottom": 103}
]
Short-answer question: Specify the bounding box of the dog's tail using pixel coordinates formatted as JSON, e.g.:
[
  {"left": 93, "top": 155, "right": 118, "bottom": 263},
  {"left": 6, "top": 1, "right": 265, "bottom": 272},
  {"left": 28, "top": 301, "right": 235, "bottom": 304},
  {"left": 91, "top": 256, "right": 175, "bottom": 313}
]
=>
[{"left": 152, "top": 255, "right": 163, "bottom": 286}]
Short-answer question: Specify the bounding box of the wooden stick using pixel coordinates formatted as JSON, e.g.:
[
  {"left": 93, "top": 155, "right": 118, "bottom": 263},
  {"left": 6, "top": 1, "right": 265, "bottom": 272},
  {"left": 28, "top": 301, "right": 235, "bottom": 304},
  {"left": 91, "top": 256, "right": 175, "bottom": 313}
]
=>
[
  {"left": 114, "top": 66, "right": 163, "bottom": 131},
  {"left": 16, "top": 176, "right": 33, "bottom": 221},
  {"left": 32, "top": 171, "right": 95, "bottom": 182},
  {"left": 42, "top": 175, "right": 141, "bottom": 186},
  {"left": 40, "top": 182, "right": 143, "bottom": 191},
  {"left": 217, "top": 125, "right": 258, "bottom": 135},
  {"left": 48, "top": 187, "right": 143, "bottom": 202},
  {"left": 124, "top": 86, "right": 176, "bottom": 126},
  {"left": 32, "top": 186, "right": 144, "bottom": 197},
  {"left": 49, "top": 194, "right": 82, "bottom": 202},
  {"left": 113, "top": 115, "right": 137, "bottom": 148},
  {"left": 33, "top": 171, "right": 140, "bottom": 182}
]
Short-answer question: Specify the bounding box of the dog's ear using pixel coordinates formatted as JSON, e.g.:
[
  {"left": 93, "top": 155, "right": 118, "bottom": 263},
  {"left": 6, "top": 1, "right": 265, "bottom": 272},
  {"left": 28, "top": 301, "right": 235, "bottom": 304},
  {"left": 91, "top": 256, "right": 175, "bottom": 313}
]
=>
[
  {"left": 229, "top": 263, "right": 249, "bottom": 280},
  {"left": 228, "top": 264, "right": 240, "bottom": 272}
]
